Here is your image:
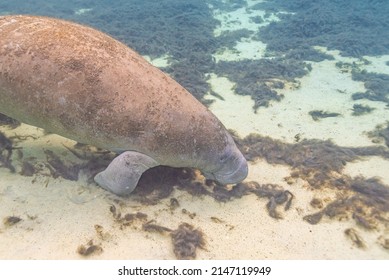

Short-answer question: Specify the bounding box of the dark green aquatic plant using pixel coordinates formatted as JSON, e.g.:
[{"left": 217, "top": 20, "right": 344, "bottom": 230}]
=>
[
  {"left": 352, "top": 104, "right": 375, "bottom": 116},
  {"left": 0, "top": 113, "right": 20, "bottom": 129},
  {"left": 368, "top": 123, "right": 389, "bottom": 148},
  {"left": 351, "top": 69, "right": 389, "bottom": 105},
  {"left": 285, "top": 46, "right": 334, "bottom": 62},
  {"left": 254, "top": 0, "right": 389, "bottom": 58},
  {"left": 216, "top": 58, "right": 309, "bottom": 111},
  {"left": 250, "top": 16, "right": 264, "bottom": 24},
  {"left": 0, "top": 132, "right": 15, "bottom": 172},
  {"left": 309, "top": 110, "right": 341, "bottom": 121}
]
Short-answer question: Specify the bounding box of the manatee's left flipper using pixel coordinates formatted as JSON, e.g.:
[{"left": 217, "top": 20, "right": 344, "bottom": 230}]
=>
[{"left": 94, "top": 151, "right": 158, "bottom": 196}]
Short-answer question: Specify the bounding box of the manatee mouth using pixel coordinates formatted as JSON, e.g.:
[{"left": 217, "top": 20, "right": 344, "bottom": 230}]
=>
[{"left": 205, "top": 157, "right": 248, "bottom": 185}]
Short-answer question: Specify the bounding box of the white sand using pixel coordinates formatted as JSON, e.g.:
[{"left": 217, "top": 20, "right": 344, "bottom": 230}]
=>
[
  {"left": 212, "top": 0, "right": 280, "bottom": 37},
  {"left": 143, "top": 54, "right": 172, "bottom": 68},
  {"left": 74, "top": 8, "right": 93, "bottom": 16},
  {"left": 1, "top": 2, "right": 389, "bottom": 260},
  {"left": 212, "top": 0, "right": 277, "bottom": 62}
]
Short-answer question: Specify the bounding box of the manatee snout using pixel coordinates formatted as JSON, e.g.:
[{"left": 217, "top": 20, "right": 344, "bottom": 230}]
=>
[
  {"left": 203, "top": 145, "right": 248, "bottom": 185},
  {"left": 213, "top": 152, "right": 248, "bottom": 184},
  {"left": 215, "top": 154, "right": 248, "bottom": 184}
]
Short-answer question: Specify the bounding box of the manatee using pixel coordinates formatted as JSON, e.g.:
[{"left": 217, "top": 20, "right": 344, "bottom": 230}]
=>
[{"left": 0, "top": 15, "right": 248, "bottom": 196}]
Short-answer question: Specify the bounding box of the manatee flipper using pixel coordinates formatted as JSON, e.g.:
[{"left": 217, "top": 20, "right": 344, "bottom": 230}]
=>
[{"left": 94, "top": 151, "right": 158, "bottom": 196}]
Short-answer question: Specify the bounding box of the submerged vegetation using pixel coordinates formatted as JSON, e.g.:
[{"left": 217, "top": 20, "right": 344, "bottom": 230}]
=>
[
  {"left": 368, "top": 122, "right": 389, "bottom": 148},
  {"left": 234, "top": 133, "right": 389, "bottom": 244},
  {"left": 253, "top": 0, "right": 389, "bottom": 58},
  {"left": 215, "top": 58, "right": 309, "bottom": 111},
  {"left": 170, "top": 223, "right": 206, "bottom": 260},
  {"left": 234, "top": 133, "right": 389, "bottom": 188},
  {"left": 351, "top": 70, "right": 389, "bottom": 106},
  {"left": 0, "top": 113, "right": 20, "bottom": 129},
  {"left": 335, "top": 61, "right": 389, "bottom": 107},
  {"left": 304, "top": 176, "right": 389, "bottom": 235},
  {"left": 0, "top": 132, "right": 15, "bottom": 172},
  {"left": 352, "top": 104, "right": 375, "bottom": 116},
  {"left": 308, "top": 110, "right": 341, "bottom": 121},
  {"left": 251, "top": 0, "right": 389, "bottom": 109},
  {"left": 3, "top": 216, "right": 22, "bottom": 227},
  {"left": 77, "top": 240, "right": 103, "bottom": 257}
]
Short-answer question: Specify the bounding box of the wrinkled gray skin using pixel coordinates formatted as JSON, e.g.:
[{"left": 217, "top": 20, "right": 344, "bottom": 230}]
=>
[{"left": 0, "top": 15, "right": 248, "bottom": 196}]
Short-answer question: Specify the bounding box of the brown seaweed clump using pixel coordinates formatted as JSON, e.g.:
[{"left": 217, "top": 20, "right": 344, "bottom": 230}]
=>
[
  {"left": 303, "top": 176, "right": 389, "bottom": 232},
  {"left": 367, "top": 122, "right": 389, "bottom": 148},
  {"left": 142, "top": 220, "right": 172, "bottom": 234},
  {"left": 19, "top": 161, "right": 33, "bottom": 176},
  {"left": 44, "top": 149, "right": 82, "bottom": 180},
  {"left": 77, "top": 240, "right": 103, "bottom": 257},
  {"left": 301, "top": 176, "right": 389, "bottom": 249},
  {"left": 352, "top": 104, "right": 375, "bottom": 116},
  {"left": 108, "top": 204, "right": 147, "bottom": 228},
  {"left": 309, "top": 110, "right": 341, "bottom": 121},
  {"left": 0, "top": 131, "right": 15, "bottom": 172},
  {"left": 234, "top": 133, "right": 389, "bottom": 189},
  {"left": 0, "top": 113, "right": 20, "bottom": 129},
  {"left": 351, "top": 70, "right": 389, "bottom": 106},
  {"left": 344, "top": 228, "right": 366, "bottom": 249},
  {"left": 247, "top": 182, "right": 293, "bottom": 219},
  {"left": 170, "top": 223, "right": 205, "bottom": 260},
  {"left": 3, "top": 216, "right": 22, "bottom": 227},
  {"left": 378, "top": 236, "right": 389, "bottom": 250}
]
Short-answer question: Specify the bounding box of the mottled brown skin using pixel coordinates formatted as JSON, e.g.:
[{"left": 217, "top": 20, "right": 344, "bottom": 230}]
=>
[{"left": 0, "top": 15, "right": 248, "bottom": 195}]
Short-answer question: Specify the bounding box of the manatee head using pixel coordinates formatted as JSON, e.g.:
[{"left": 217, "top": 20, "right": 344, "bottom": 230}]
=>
[{"left": 201, "top": 133, "right": 248, "bottom": 185}]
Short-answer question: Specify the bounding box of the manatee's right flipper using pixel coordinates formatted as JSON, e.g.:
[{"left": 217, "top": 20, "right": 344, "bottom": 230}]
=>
[{"left": 94, "top": 151, "right": 158, "bottom": 196}]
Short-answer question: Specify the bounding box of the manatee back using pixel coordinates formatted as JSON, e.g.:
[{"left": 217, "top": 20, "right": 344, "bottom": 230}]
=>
[{"left": 0, "top": 15, "right": 227, "bottom": 164}]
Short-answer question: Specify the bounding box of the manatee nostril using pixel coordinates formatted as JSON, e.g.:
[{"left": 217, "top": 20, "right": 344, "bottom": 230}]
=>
[{"left": 219, "top": 155, "right": 228, "bottom": 163}]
